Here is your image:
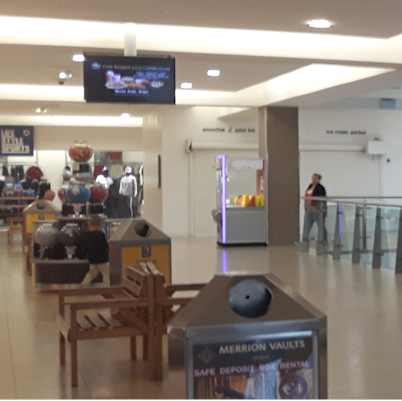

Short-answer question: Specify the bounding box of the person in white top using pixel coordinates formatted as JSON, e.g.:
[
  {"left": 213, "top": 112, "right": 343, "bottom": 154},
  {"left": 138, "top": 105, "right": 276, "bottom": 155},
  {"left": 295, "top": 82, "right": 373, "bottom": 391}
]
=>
[{"left": 96, "top": 167, "right": 113, "bottom": 189}]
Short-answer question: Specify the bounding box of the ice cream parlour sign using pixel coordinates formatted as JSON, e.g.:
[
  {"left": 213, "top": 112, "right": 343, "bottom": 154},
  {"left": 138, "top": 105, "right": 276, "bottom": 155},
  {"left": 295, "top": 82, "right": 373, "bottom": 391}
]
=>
[
  {"left": 326, "top": 129, "right": 366, "bottom": 135},
  {"left": 0, "top": 126, "right": 34, "bottom": 156}
]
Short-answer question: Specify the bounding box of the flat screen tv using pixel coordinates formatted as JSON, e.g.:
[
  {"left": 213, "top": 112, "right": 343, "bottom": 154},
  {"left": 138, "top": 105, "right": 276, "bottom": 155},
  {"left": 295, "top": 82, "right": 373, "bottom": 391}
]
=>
[{"left": 83, "top": 54, "right": 175, "bottom": 105}]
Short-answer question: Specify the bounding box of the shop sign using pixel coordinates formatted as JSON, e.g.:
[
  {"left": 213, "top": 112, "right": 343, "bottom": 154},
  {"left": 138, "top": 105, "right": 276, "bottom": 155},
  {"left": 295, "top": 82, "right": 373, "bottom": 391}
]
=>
[
  {"left": 326, "top": 129, "right": 366, "bottom": 135},
  {"left": 192, "top": 335, "right": 315, "bottom": 399},
  {"left": 0, "top": 126, "right": 34, "bottom": 156},
  {"left": 202, "top": 127, "right": 256, "bottom": 133}
]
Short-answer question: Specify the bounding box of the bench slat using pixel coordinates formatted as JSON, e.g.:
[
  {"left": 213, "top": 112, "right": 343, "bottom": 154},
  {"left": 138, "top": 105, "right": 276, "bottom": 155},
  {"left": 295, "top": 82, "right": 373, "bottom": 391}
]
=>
[
  {"left": 121, "top": 278, "right": 143, "bottom": 298},
  {"left": 76, "top": 314, "right": 94, "bottom": 330},
  {"left": 85, "top": 312, "right": 109, "bottom": 329}
]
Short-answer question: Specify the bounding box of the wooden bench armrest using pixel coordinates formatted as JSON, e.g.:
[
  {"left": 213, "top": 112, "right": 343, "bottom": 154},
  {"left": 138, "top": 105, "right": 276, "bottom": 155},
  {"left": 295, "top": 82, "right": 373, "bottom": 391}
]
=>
[
  {"left": 165, "top": 283, "right": 205, "bottom": 296},
  {"left": 158, "top": 297, "right": 195, "bottom": 306},
  {"left": 41, "top": 285, "right": 125, "bottom": 297},
  {"left": 66, "top": 298, "right": 149, "bottom": 312}
]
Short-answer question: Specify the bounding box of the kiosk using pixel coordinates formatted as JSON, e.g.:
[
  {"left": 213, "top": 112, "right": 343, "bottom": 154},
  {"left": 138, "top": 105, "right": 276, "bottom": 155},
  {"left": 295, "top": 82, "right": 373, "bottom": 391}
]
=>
[{"left": 212, "top": 156, "right": 267, "bottom": 245}]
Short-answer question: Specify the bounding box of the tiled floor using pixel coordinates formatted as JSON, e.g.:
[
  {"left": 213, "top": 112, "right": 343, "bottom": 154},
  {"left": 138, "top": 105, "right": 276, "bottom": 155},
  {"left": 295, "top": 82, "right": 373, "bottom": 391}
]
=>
[{"left": 1, "top": 232, "right": 402, "bottom": 398}]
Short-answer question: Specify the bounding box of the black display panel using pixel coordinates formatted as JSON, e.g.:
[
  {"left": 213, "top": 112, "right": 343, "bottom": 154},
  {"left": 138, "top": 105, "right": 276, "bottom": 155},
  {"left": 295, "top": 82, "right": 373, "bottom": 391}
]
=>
[{"left": 83, "top": 54, "right": 175, "bottom": 104}]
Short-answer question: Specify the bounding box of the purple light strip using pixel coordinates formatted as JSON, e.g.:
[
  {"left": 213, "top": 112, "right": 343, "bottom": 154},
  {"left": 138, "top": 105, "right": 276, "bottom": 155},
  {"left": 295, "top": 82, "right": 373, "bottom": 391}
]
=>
[
  {"left": 217, "top": 155, "right": 227, "bottom": 243},
  {"left": 221, "top": 249, "right": 228, "bottom": 273}
]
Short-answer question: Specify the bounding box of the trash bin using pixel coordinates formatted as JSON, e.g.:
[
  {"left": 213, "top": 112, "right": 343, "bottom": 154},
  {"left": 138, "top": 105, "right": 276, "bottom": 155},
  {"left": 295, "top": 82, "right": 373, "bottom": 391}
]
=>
[
  {"left": 168, "top": 273, "right": 327, "bottom": 399},
  {"left": 109, "top": 218, "right": 171, "bottom": 285},
  {"left": 23, "top": 199, "right": 60, "bottom": 236}
]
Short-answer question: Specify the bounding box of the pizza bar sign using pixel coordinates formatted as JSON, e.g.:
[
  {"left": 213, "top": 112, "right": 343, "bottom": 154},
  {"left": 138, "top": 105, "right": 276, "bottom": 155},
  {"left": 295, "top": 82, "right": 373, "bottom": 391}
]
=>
[{"left": 0, "top": 126, "right": 34, "bottom": 156}]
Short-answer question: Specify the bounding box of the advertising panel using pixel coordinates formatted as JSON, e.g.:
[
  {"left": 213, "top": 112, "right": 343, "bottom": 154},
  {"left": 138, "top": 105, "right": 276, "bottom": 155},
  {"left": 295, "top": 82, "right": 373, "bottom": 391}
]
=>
[
  {"left": 0, "top": 126, "right": 34, "bottom": 156},
  {"left": 192, "top": 335, "right": 315, "bottom": 399},
  {"left": 84, "top": 54, "right": 176, "bottom": 105}
]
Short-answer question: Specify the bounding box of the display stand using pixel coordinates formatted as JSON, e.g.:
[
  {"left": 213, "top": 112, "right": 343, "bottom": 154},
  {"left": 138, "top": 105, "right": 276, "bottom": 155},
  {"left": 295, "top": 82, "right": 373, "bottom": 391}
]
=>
[{"left": 212, "top": 156, "right": 268, "bottom": 246}]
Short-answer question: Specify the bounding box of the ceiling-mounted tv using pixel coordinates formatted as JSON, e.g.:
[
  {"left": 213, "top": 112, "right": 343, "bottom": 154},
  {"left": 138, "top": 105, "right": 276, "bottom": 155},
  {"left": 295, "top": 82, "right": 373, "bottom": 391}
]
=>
[{"left": 83, "top": 54, "right": 176, "bottom": 105}]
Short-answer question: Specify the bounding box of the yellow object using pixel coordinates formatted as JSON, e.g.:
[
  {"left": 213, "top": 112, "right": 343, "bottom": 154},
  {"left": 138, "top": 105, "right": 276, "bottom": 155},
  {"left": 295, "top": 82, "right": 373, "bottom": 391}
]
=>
[
  {"left": 236, "top": 195, "right": 247, "bottom": 207},
  {"left": 256, "top": 195, "right": 265, "bottom": 206},
  {"left": 122, "top": 245, "right": 171, "bottom": 283},
  {"left": 25, "top": 213, "right": 57, "bottom": 234}
]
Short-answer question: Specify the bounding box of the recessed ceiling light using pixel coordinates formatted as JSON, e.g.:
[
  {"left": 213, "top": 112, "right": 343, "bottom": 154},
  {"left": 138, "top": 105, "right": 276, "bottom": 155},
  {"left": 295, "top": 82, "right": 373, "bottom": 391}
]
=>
[
  {"left": 181, "top": 82, "right": 193, "bottom": 89},
  {"left": 308, "top": 19, "right": 331, "bottom": 29},
  {"left": 73, "top": 54, "right": 85, "bottom": 62},
  {"left": 59, "top": 71, "right": 72, "bottom": 79},
  {"left": 35, "top": 107, "right": 48, "bottom": 114},
  {"left": 121, "top": 113, "right": 130, "bottom": 118},
  {"left": 207, "top": 69, "right": 220, "bottom": 77}
]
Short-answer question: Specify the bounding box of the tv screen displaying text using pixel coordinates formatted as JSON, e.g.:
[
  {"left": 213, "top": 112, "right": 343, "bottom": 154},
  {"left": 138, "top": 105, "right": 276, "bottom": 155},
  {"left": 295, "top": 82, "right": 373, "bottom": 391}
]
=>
[{"left": 84, "top": 55, "right": 176, "bottom": 104}]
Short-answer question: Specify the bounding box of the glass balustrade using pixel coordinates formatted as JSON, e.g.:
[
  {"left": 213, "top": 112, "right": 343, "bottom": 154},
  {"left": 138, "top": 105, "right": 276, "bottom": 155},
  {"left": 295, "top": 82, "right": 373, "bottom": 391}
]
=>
[{"left": 300, "top": 197, "right": 402, "bottom": 274}]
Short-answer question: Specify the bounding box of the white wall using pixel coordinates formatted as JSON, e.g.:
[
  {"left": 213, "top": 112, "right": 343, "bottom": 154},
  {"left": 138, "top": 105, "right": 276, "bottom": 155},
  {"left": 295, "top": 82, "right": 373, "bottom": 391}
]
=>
[
  {"left": 299, "top": 108, "right": 402, "bottom": 197},
  {"left": 142, "top": 112, "right": 163, "bottom": 229},
  {"left": 34, "top": 126, "right": 142, "bottom": 150},
  {"left": 158, "top": 106, "right": 259, "bottom": 237}
]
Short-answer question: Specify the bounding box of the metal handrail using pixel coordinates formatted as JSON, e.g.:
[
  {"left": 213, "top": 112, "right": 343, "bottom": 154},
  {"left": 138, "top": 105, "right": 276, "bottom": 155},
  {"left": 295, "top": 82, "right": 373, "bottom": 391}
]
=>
[{"left": 301, "top": 196, "right": 402, "bottom": 209}]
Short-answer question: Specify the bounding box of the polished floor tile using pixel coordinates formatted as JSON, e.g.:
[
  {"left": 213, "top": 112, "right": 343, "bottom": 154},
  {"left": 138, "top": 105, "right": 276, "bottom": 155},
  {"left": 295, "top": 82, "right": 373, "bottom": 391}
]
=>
[{"left": 2, "top": 233, "right": 402, "bottom": 398}]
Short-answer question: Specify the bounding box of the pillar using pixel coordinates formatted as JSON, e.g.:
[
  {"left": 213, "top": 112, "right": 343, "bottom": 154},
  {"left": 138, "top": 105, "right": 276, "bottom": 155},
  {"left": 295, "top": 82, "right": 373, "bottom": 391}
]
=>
[{"left": 266, "top": 107, "right": 299, "bottom": 245}]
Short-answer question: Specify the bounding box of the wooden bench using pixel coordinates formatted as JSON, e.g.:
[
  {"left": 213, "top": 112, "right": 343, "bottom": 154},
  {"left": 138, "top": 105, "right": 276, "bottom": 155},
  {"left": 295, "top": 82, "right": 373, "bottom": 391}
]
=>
[
  {"left": 42, "top": 262, "right": 205, "bottom": 385},
  {"left": 145, "top": 263, "right": 205, "bottom": 379},
  {"left": 6, "top": 216, "right": 23, "bottom": 245},
  {"left": 44, "top": 264, "right": 156, "bottom": 387}
]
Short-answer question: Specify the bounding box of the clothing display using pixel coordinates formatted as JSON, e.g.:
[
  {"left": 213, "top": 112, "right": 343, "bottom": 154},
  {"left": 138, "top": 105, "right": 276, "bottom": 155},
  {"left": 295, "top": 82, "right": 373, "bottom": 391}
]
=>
[
  {"left": 38, "top": 180, "right": 51, "bottom": 199},
  {"left": 96, "top": 174, "right": 113, "bottom": 189},
  {"left": 11, "top": 165, "right": 25, "bottom": 181},
  {"left": 21, "top": 178, "right": 39, "bottom": 196},
  {"left": 119, "top": 173, "right": 137, "bottom": 197}
]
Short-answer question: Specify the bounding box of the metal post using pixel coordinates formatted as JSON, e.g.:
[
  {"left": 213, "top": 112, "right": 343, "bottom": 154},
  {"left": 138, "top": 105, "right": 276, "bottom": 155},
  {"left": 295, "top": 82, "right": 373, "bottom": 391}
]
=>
[
  {"left": 333, "top": 204, "right": 342, "bottom": 259},
  {"left": 362, "top": 204, "right": 368, "bottom": 252},
  {"left": 301, "top": 208, "right": 310, "bottom": 252},
  {"left": 352, "top": 205, "right": 362, "bottom": 264},
  {"left": 395, "top": 209, "right": 402, "bottom": 274},
  {"left": 316, "top": 205, "right": 325, "bottom": 256},
  {"left": 372, "top": 207, "right": 382, "bottom": 269}
]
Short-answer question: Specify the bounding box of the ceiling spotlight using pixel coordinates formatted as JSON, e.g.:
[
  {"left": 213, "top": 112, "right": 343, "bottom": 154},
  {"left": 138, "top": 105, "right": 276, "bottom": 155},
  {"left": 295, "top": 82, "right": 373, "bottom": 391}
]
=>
[
  {"left": 73, "top": 54, "right": 85, "bottom": 62},
  {"left": 181, "top": 82, "right": 193, "bottom": 89},
  {"left": 207, "top": 69, "right": 220, "bottom": 77},
  {"left": 59, "top": 71, "right": 73, "bottom": 80},
  {"left": 121, "top": 113, "right": 130, "bottom": 118},
  {"left": 308, "top": 19, "right": 331, "bottom": 29},
  {"left": 35, "top": 107, "right": 48, "bottom": 114}
]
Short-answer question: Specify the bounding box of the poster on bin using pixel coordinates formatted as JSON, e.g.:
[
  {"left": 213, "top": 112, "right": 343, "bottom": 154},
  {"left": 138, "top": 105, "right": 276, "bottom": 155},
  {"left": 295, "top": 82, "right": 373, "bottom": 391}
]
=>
[
  {"left": 0, "top": 126, "right": 34, "bottom": 156},
  {"left": 192, "top": 336, "right": 314, "bottom": 399}
]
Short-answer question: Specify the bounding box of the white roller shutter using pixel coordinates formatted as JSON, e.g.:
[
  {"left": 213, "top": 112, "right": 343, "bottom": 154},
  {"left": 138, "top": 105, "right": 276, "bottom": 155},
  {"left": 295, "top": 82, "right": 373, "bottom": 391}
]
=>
[{"left": 300, "top": 150, "right": 381, "bottom": 197}]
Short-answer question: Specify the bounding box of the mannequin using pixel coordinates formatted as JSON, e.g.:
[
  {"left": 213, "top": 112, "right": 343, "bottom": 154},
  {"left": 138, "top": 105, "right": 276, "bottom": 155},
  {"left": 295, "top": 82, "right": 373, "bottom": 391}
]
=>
[
  {"left": 96, "top": 166, "right": 113, "bottom": 189},
  {"left": 119, "top": 166, "right": 137, "bottom": 218}
]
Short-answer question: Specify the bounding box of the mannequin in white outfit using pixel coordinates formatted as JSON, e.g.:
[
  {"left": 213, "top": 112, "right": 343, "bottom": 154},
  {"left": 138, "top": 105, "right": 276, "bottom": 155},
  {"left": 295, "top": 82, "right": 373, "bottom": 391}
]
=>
[{"left": 119, "top": 166, "right": 137, "bottom": 218}]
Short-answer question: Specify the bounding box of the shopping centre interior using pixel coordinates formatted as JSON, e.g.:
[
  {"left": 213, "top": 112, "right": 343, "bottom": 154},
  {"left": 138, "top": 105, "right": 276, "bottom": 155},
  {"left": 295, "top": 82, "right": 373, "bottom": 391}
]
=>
[{"left": 2, "top": 0, "right": 402, "bottom": 399}]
